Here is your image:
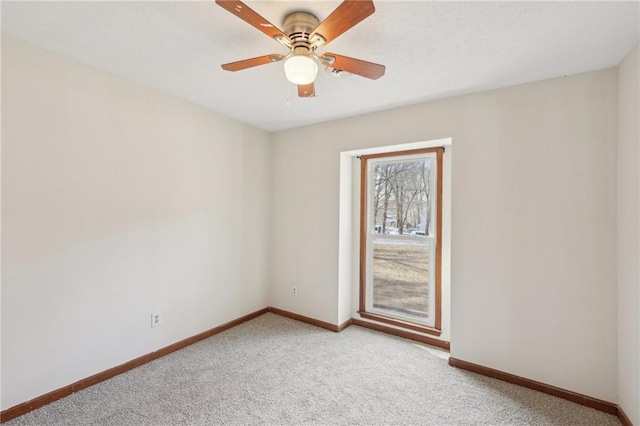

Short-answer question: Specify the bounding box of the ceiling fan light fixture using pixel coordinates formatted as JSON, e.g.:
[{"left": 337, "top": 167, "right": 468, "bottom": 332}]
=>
[
  {"left": 284, "top": 55, "right": 318, "bottom": 85},
  {"left": 217, "top": 0, "right": 385, "bottom": 97}
]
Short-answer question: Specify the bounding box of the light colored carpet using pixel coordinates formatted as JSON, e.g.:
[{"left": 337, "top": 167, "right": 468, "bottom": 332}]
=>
[{"left": 7, "top": 313, "right": 620, "bottom": 425}]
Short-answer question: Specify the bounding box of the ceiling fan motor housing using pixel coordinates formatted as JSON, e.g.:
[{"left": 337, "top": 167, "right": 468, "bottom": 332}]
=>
[{"left": 283, "top": 11, "right": 321, "bottom": 56}]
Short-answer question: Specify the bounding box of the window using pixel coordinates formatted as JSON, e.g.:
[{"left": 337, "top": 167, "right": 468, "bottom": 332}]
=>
[{"left": 359, "top": 147, "right": 443, "bottom": 335}]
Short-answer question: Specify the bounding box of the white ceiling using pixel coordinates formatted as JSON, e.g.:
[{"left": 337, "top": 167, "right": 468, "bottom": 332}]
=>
[{"left": 2, "top": 1, "right": 638, "bottom": 132}]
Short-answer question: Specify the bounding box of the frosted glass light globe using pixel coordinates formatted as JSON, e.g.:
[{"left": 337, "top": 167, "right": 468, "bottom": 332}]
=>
[{"left": 284, "top": 55, "right": 318, "bottom": 85}]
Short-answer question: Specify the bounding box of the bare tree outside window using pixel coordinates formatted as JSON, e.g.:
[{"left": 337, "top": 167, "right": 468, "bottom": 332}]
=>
[{"left": 372, "top": 160, "right": 432, "bottom": 237}]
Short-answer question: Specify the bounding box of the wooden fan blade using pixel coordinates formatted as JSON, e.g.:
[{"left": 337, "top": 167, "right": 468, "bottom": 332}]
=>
[
  {"left": 221, "top": 54, "right": 285, "bottom": 71},
  {"left": 298, "top": 83, "right": 315, "bottom": 97},
  {"left": 216, "top": 0, "right": 290, "bottom": 44},
  {"left": 310, "top": 0, "right": 375, "bottom": 46},
  {"left": 321, "top": 53, "right": 385, "bottom": 79}
]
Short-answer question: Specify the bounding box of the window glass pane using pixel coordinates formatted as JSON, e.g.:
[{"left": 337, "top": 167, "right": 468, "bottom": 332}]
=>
[
  {"left": 371, "top": 158, "right": 434, "bottom": 236},
  {"left": 372, "top": 237, "right": 430, "bottom": 318}
]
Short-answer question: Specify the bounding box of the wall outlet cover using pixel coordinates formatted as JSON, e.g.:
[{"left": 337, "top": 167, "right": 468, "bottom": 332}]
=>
[{"left": 151, "top": 313, "right": 161, "bottom": 328}]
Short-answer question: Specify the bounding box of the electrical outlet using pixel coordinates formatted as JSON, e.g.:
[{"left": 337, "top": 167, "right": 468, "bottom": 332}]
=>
[
  {"left": 292, "top": 286, "right": 298, "bottom": 296},
  {"left": 151, "top": 312, "right": 161, "bottom": 328}
]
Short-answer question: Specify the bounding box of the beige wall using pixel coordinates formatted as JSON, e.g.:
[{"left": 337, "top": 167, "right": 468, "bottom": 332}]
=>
[
  {"left": 617, "top": 43, "right": 639, "bottom": 425},
  {"left": 272, "top": 68, "right": 619, "bottom": 402},
  {"left": 1, "top": 36, "right": 272, "bottom": 409}
]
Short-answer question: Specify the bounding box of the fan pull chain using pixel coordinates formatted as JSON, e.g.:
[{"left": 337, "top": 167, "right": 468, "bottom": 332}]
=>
[{"left": 285, "top": 81, "right": 291, "bottom": 107}]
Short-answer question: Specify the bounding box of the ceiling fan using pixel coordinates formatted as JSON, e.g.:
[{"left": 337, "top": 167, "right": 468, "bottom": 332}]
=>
[{"left": 215, "top": 0, "right": 386, "bottom": 98}]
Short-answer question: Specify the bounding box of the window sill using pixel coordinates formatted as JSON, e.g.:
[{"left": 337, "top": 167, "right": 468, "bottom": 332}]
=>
[{"left": 358, "top": 311, "right": 442, "bottom": 337}]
